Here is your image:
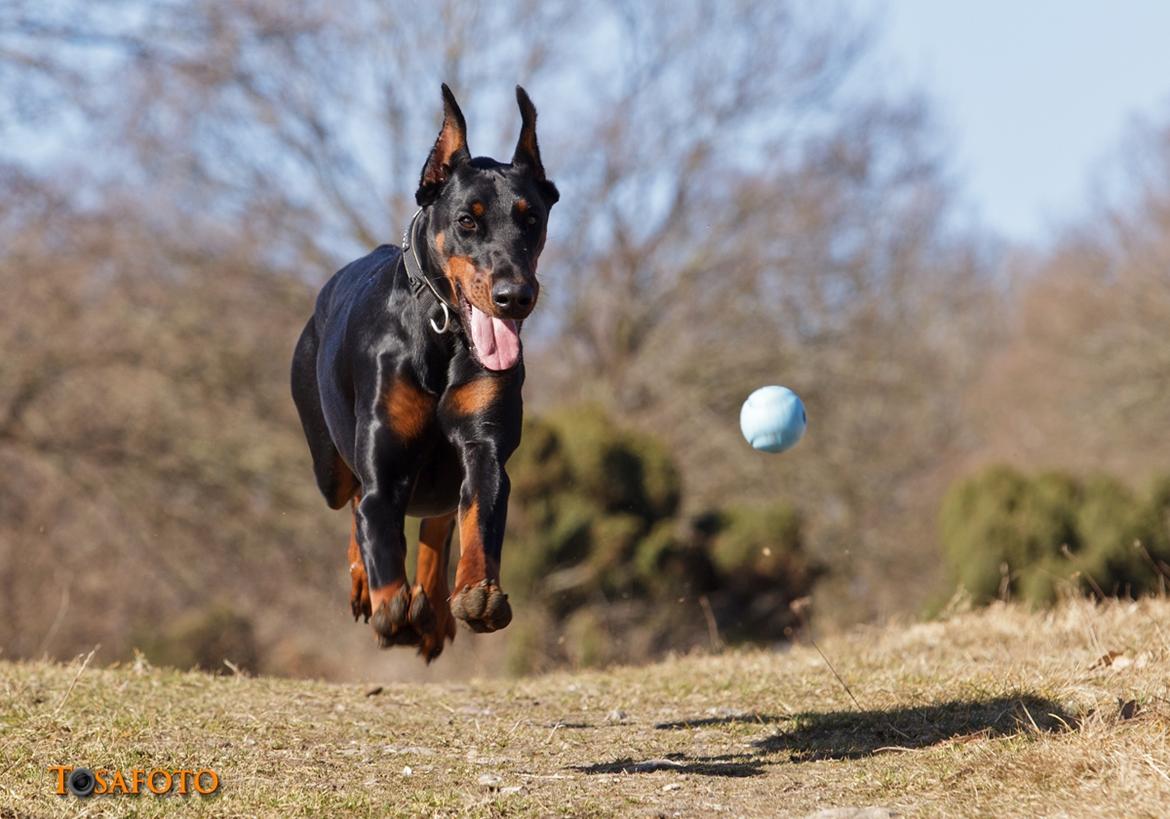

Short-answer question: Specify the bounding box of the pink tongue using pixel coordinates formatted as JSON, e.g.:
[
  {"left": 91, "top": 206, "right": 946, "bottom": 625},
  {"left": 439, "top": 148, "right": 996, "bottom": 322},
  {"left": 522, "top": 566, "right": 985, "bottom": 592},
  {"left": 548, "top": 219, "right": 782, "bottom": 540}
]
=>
[{"left": 469, "top": 304, "right": 521, "bottom": 371}]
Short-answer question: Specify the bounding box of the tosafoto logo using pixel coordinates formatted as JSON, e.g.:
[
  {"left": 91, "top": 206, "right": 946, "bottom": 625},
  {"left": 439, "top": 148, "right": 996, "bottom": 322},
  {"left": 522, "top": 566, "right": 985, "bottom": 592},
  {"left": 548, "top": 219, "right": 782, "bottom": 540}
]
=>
[{"left": 50, "top": 765, "right": 220, "bottom": 797}]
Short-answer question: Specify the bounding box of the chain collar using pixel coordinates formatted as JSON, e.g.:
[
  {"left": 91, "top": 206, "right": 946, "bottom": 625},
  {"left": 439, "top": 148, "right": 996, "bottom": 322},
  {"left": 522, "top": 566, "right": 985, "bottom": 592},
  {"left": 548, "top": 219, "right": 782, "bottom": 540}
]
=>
[{"left": 400, "top": 207, "right": 458, "bottom": 334}]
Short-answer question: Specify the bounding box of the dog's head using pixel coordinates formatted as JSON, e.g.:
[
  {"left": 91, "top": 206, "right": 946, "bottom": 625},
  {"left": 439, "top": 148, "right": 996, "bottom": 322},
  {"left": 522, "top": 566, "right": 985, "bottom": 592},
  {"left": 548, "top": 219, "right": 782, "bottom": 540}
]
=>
[{"left": 415, "top": 84, "right": 559, "bottom": 372}]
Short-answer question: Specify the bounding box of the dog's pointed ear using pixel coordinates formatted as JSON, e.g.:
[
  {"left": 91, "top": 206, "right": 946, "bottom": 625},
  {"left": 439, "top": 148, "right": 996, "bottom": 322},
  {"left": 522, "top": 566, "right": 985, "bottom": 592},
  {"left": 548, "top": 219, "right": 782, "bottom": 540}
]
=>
[
  {"left": 512, "top": 86, "right": 559, "bottom": 205},
  {"left": 416, "top": 83, "right": 471, "bottom": 206}
]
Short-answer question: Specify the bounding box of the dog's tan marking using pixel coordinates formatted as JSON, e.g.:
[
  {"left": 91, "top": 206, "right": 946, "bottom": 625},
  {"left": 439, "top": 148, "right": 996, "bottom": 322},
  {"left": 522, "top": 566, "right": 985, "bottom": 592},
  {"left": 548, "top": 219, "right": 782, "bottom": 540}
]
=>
[
  {"left": 384, "top": 375, "right": 435, "bottom": 441},
  {"left": 454, "top": 500, "right": 488, "bottom": 587},
  {"left": 445, "top": 255, "right": 494, "bottom": 312},
  {"left": 447, "top": 378, "right": 503, "bottom": 416},
  {"left": 348, "top": 494, "right": 371, "bottom": 621}
]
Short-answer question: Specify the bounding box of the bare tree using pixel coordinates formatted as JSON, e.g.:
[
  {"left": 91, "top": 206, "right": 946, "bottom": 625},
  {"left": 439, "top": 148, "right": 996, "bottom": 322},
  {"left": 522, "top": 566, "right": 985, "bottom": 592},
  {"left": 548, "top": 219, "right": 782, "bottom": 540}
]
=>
[{"left": 971, "top": 115, "right": 1170, "bottom": 483}]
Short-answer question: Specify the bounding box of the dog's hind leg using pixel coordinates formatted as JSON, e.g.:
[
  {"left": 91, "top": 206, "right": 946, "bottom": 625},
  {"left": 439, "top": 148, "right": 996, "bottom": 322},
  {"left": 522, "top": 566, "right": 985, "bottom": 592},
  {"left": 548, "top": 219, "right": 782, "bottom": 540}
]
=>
[
  {"left": 347, "top": 495, "right": 372, "bottom": 622},
  {"left": 291, "top": 318, "right": 358, "bottom": 509},
  {"left": 293, "top": 318, "right": 366, "bottom": 626},
  {"left": 413, "top": 513, "right": 456, "bottom": 662}
]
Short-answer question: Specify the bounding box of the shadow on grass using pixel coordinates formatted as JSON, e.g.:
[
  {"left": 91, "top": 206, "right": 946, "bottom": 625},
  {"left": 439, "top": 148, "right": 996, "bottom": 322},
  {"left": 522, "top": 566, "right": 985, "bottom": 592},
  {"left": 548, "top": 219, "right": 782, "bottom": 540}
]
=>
[
  {"left": 574, "top": 694, "right": 1075, "bottom": 777},
  {"left": 752, "top": 695, "right": 1075, "bottom": 761},
  {"left": 654, "top": 713, "right": 789, "bottom": 730},
  {"left": 572, "top": 752, "right": 767, "bottom": 777}
]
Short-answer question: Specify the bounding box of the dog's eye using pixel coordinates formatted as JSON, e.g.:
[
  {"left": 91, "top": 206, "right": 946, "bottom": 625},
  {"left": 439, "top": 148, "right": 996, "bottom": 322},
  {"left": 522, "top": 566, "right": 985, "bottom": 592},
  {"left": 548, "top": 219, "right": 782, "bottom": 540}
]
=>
[
  {"left": 457, "top": 215, "right": 477, "bottom": 232},
  {"left": 526, "top": 215, "right": 538, "bottom": 227}
]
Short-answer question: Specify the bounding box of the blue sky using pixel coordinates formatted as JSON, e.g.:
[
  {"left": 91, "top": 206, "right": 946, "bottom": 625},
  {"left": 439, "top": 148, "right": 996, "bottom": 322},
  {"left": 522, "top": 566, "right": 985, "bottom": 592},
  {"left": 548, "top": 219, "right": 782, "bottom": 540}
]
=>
[
  {"left": 9, "top": 2, "right": 1170, "bottom": 249},
  {"left": 860, "top": 0, "right": 1170, "bottom": 243}
]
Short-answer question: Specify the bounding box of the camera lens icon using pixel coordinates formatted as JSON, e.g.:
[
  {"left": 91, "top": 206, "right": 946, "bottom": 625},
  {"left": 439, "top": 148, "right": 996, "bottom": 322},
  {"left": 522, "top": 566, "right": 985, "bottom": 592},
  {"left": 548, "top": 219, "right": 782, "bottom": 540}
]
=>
[{"left": 66, "top": 767, "right": 96, "bottom": 797}]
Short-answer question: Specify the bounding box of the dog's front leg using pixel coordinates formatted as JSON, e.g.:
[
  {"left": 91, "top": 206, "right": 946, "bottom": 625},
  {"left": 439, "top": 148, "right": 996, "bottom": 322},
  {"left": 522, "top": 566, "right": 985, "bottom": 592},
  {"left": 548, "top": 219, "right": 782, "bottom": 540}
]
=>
[
  {"left": 355, "top": 474, "right": 427, "bottom": 647},
  {"left": 442, "top": 377, "right": 521, "bottom": 633},
  {"left": 355, "top": 371, "right": 442, "bottom": 648},
  {"left": 450, "top": 440, "right": 513, "bottom": 632}
]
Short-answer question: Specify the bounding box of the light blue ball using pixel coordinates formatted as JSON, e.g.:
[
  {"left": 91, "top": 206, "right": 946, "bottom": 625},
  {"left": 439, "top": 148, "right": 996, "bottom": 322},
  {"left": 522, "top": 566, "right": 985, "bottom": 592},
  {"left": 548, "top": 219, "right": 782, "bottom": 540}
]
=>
[{"left": 740, "top": 386, "right": 806, "bottom": 453}]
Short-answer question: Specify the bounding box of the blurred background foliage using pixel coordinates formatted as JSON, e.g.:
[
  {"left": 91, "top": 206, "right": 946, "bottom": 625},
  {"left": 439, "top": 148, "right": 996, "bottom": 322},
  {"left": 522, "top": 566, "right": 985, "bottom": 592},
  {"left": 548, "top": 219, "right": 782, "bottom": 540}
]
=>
[
  {"left": 1, "top": 0, "right": 1168, "bottom": 680},
  {"left": 942, "top": 467, "right": 1170, "bottom": 607}
]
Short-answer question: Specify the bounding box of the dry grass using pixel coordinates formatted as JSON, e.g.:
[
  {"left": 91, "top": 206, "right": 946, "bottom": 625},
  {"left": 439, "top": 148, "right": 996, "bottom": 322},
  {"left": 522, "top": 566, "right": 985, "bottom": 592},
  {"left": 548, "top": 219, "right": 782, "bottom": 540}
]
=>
[{"left": 1, "top": 599, "right": 1168, "bottom": 817}]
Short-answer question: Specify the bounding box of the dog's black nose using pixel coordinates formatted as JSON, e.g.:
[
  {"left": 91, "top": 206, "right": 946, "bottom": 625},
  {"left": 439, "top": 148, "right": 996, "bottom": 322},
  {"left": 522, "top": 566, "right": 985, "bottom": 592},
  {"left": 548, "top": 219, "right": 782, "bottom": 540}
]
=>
[{"left": 491, "top": 280, "right": 535, "bottom": 316}]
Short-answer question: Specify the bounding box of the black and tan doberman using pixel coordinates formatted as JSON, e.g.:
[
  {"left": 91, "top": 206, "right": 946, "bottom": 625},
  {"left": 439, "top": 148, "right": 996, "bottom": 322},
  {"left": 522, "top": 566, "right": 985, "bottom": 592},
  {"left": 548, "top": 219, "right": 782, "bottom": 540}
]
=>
[{"left": 290, "top": 84, "right": 558, "bottom": 661}]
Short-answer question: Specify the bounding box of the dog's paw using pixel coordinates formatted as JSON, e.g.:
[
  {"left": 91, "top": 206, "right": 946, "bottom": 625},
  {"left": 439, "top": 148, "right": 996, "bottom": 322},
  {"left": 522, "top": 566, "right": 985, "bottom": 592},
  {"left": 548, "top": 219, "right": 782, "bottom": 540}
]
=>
[
  {"left": 370, "top": 583, "right": 421, "bottom": 648},
  {"left": 414, "top": 585, "right": 456, "bottom": 663},
  {"left": 350, "top": 559, "right": 372, "bottom": 623},
  {"left": 370, "top": 582, "right": 447, "bottom": 650},
  {"left": 450, "top": 580, "right": 512, "bottom": 633}
]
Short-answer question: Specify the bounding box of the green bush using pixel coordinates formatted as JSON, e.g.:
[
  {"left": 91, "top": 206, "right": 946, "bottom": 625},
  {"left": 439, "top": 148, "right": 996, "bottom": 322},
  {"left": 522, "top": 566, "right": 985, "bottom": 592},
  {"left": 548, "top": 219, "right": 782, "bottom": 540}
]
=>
[
  {"left": 504, "top": 406, "right": 698, "bottom": 613},
  {"left": 692, "top": 503, "right": 822, "bottom": 642},
  {"left": 706, "top": 504, "right": 804, "bottom": 579},
  {"left": 1138, "top": 474, "right": 1170, "bottom": 582},
  {"left": 941, "top": 466, "right": 1170, "bottom": 605},
  {"left": 503, "top": 405, "right": 821, "bottom": 670}
]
